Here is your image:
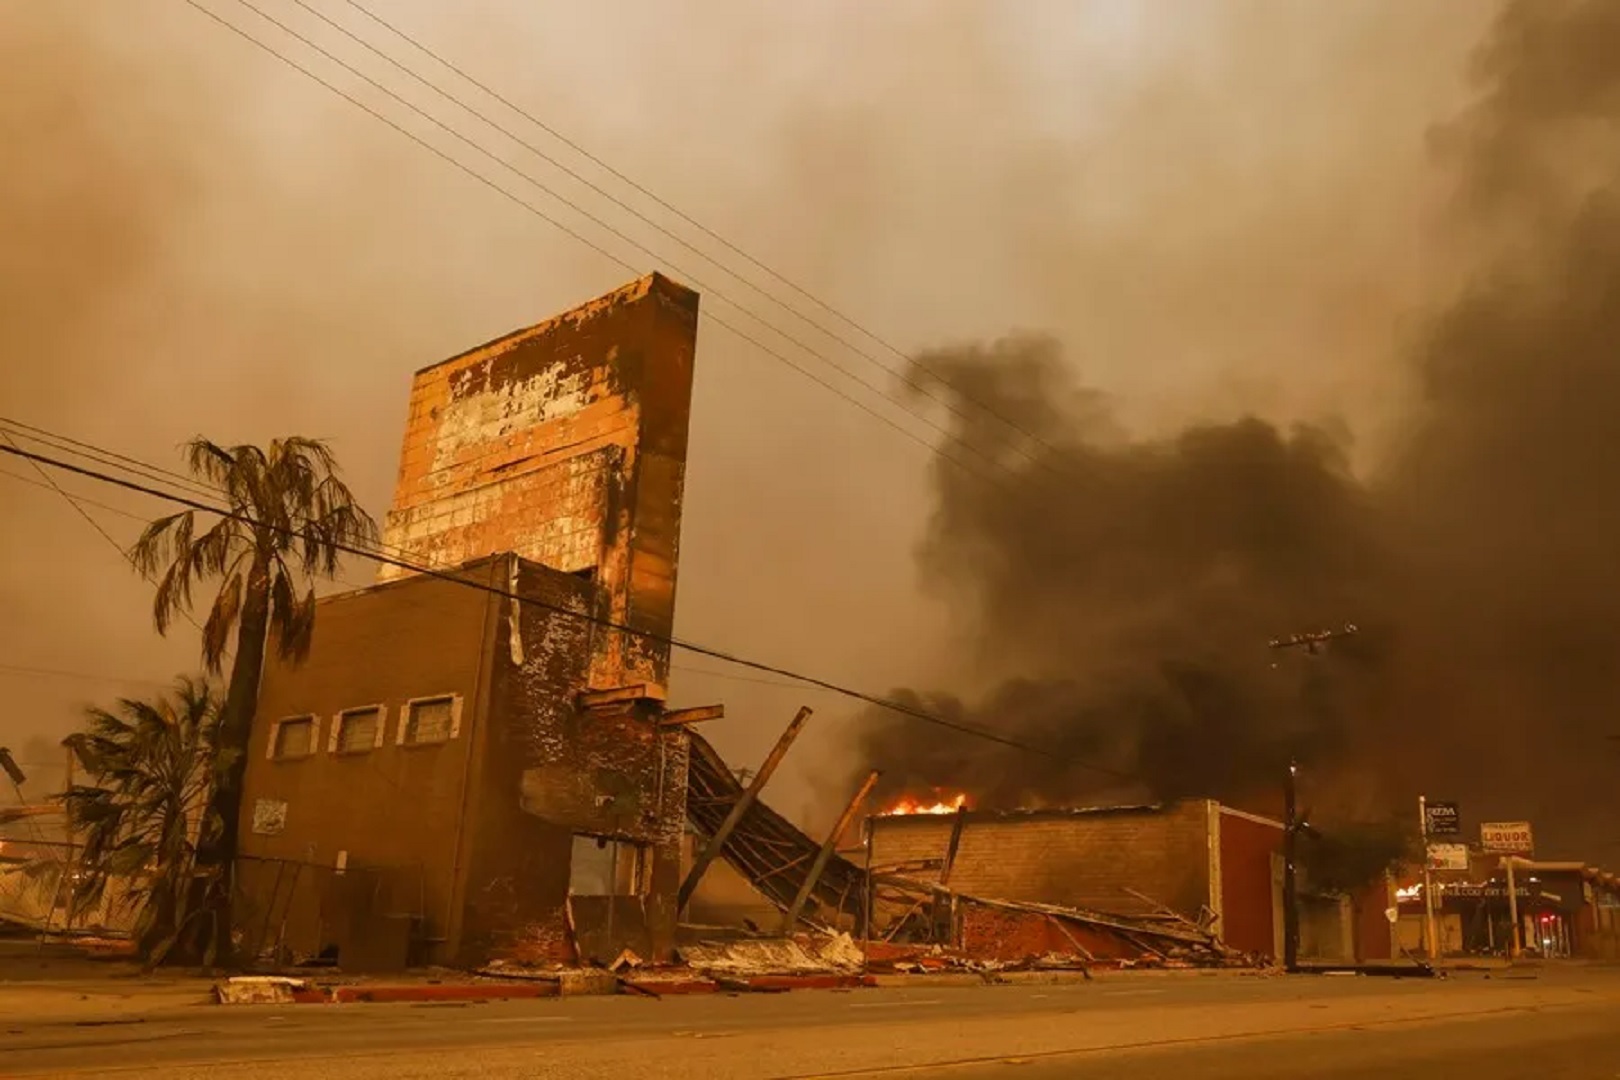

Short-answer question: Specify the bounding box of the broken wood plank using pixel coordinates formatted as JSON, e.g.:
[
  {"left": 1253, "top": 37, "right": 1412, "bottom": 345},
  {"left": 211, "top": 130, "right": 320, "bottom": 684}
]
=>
[
  {"left": 678, "top": 706, "right": 812, "bottom": 912},
  {"left": 1045, "top": 914, "right": 1097, "bottom": 961},
  {"left": 659, "top": 704, "right": 725, "bottom": 727},
  {"left": 578, "top": 685, "right": 664, "bottom": 709},
  {"left": 784, "top": 770, "right": 880, "bottom": 931},
  {"left": 938, "top": 807, "right": 968, "bottom": 888}
]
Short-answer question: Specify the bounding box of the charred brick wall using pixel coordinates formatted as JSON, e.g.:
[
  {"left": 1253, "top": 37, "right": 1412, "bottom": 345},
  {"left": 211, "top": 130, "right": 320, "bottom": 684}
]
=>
[
  {"left": 462, "top": 555, "right": 690, "bottom": 966},
  {"left": 870, "top": 803, "right": 1218, "bottom": 919},
  {"left": 1216, "top": 808, "right": 1283, "bottom": 958},
  {"left": 375, "top": 273, "right": 700, "bottom": 694},
  {"left": 239, "top": 560, "right": 503, "bottom": 965}
]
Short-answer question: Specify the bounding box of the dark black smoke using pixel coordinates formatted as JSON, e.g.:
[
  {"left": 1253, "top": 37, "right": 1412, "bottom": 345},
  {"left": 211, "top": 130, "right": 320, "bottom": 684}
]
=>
[{"left": 859, "top": 0, "right": 1620, "bottom": 855}]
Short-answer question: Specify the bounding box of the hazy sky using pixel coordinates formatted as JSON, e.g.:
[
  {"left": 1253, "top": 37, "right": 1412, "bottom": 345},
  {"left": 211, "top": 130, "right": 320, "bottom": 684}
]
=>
[{"left": 1, "top": 1, "right": 1496, "bottom": 825}]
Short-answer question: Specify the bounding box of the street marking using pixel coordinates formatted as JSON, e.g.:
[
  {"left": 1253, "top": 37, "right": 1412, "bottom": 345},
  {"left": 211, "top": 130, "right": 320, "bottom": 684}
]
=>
[
  {"left": 849, "top": 999, "right": 944, "bottom": 1009},
  {"left": 475, "top": 1015, "right": 570, "bottom": 1023}
]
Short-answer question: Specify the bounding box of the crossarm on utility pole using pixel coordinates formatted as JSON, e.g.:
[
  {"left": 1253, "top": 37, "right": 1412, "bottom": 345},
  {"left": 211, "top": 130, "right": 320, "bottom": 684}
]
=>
[
  {"left": 678, "top": 706, "right": 812, "bottom": 913},
  {"left": 783, "top": 769, "right": 880, "bottom": 931}
]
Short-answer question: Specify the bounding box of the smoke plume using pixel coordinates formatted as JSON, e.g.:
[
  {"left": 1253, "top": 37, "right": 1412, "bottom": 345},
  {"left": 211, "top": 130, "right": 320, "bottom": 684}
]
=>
[{"left": 859, "top": 0, "right": 1620, "bottom": 855}]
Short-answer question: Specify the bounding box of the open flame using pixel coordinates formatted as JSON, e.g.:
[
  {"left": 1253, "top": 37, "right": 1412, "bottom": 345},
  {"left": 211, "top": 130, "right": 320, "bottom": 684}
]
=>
[{"left": 880, "top": 792, "right": 970, "bottom": 816}]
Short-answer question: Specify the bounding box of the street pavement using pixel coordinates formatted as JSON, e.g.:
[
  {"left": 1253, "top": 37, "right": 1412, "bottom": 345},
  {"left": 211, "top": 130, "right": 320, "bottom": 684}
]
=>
[{"left": 5, "top": 965, "right": 1619, "bottom": 1078}]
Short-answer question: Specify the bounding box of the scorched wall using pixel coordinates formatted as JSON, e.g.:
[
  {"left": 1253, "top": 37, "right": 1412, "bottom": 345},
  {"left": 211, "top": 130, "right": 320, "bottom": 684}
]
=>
[{"left": 376, "top": 272, "right": 700, "bottom": 693}]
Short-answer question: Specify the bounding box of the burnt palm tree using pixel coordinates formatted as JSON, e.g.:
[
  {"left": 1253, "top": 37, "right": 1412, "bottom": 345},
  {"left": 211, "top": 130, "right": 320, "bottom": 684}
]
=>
[
  {"left": 61, "top": 677, "right": 220, "bottom": 965},
  {"left": 131, "top": 437, "right": 378, "bottom": 960}
]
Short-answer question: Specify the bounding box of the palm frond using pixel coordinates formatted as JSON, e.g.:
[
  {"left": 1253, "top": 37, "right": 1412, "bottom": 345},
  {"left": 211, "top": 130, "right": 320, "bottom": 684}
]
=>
[
  {"left": 269, "top": 567, "right": 318, "bottom": 662},
  {"left": 60, "top": 677, "right": 221, "bottom": 962},
  {"left": 202, "top": 573, "right": 243, "bottom": 674}
]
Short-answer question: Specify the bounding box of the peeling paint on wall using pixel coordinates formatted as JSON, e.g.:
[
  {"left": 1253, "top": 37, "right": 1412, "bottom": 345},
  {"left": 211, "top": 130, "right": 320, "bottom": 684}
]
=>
[{"left": 376, "top": 273, "right": 699, "bottom": 693}]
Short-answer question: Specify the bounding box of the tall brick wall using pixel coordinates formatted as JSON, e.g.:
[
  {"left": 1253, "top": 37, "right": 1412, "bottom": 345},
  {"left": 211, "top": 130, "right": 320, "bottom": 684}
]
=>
[
  {"left": 870, "top": 803, "right": 1218, "bottom": 918},
  {"left": 376, "top": 273, "right": 700, "bottom": 693}
]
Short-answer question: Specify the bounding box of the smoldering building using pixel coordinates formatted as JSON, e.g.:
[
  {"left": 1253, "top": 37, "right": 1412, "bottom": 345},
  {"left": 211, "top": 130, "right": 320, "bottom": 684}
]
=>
[{"left": 232, "top": 273, "right": 713, "bottom": 970}]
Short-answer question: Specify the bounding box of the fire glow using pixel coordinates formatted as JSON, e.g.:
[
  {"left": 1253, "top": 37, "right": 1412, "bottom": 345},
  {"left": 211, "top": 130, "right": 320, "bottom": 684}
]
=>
[{"left": 880, "top": 792, "right": 970, "bottom": 816}]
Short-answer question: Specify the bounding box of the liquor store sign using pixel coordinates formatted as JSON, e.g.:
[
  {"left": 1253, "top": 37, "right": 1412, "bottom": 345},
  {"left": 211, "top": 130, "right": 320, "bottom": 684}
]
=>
[{"left": 1480, "top": 821, "right": 1534, "bottom": 854}]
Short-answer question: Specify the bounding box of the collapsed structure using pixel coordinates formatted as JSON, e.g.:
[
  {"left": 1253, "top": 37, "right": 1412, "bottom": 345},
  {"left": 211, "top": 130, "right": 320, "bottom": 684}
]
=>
[
  {"left": 235, "top": 274, "right": 710, "bottom": 969},
  {"left": 224, "top": 270, "right": 1388, "bottom": 978}
]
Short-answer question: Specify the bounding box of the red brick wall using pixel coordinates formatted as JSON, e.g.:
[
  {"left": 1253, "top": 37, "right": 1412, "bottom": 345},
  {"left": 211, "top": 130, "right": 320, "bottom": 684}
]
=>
[
  {"left": 871, "top": 803, "right": 1216, "bottom": 919},
  {"left": 959, "top": 905, "right": 1137, "bottom": 962},
  {"left": 376, "top": 273, "right": 700, "bottom": 692},
  {"left": 1217, "top": 809, "right": 1282, "bottom": 958},
  {"left": 1354, "top": 875, "right": 1395, "bottom": 960}
]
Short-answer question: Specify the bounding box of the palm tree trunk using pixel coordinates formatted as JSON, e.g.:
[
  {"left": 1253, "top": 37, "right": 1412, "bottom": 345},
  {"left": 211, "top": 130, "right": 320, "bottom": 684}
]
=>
[{"left": 195, "top": 554, "right": 272, "bottom": 965}]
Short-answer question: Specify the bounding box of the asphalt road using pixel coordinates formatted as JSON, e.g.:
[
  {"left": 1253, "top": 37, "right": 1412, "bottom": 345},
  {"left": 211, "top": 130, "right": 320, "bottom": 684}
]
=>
[{"left": 7, "top": 967, "right": 1620, "bottom": 1079}]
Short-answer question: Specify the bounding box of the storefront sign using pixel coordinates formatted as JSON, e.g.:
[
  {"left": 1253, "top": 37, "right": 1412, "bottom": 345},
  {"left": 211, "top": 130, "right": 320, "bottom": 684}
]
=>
[
  {"left": 1480, "top": 821, "right": 1533, "bottom": 853},
  {"left": 1426, "top": 842, "right": 1470, "bottom": 871},
  {"left": 1439, "top": 882, "right": 1530, "bottom": 900},
  {"left": 1424, "top": 801, "right": 1461, "bottom": 836}
]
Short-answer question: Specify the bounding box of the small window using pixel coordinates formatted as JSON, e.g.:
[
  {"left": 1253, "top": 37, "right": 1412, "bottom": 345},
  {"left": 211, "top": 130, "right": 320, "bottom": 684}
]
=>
[
  {"left": 402, "top": 696, "right": 456, "bottom": 745},
  {"left": 271, "top": 716, "right": 316, "bottom": 760},
  {"left": 333, "top": 706, "right": 383, "bottom": 754},
  {"left": 568, "top": 834, "right": 647, "bottom": 896}
]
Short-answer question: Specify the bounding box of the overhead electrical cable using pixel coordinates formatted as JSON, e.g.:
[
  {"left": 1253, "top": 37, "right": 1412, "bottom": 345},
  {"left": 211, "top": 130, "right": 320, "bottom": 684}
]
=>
[{"left": 1, "top": 440, "right": 1142, "bottom": 781}]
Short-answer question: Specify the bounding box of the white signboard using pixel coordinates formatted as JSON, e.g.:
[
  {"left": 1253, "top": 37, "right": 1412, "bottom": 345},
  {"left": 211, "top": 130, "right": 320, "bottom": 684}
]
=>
[
  {"left": 1426, "top": 842, "right": 1470, "bottom": 871},
  {"left": 251, "top": 798, "right": 288, "bottom": 836},
  {"left": 1480, "top": 821, "right": 1533, "bottom": 854}
]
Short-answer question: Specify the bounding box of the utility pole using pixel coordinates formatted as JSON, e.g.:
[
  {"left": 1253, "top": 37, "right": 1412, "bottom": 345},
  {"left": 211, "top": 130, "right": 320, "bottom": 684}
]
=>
[
  {"left": 1268, "top": 623, "right": 1358, "bottom": 974},
  {"left": 1283, "top": 758, "right": 1300, "bottom": 972},
  {"left": 1505, "top": 855, "right": 1523, "bottom": 959}
]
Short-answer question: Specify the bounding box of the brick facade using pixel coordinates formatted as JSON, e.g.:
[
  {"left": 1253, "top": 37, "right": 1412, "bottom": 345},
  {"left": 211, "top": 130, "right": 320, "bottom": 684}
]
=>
[
  {"left": 376, "top": 273, "right": 699, "bottom": 693},
  {"left": 238, "top": 554, "right": 691, "bottom": 969},
  {"left": 870, "top": 802, "right": 1220, "bottom": 919},
  {"left": 238, "top": 274, "right": 703, "bottom": 970}
]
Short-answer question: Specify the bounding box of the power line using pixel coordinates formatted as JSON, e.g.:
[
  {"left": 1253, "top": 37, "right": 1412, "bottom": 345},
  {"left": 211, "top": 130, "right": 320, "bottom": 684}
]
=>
[
  {"left": 0, "top": 418, "right": 223, "bottom": 502},
  {"left": 5, "top": 426, "right": 815, "bottom": 698},
  {"left": 0, "top": 431, "right": 215, "bottom": 641},
  {"left": 0, "top": 662, "right": 172, "bottom": 691},
  {"left": 186, "top": 0, "right": 1014, "bottom": 491},
  {"left": 2, "top": 440, "right": 1135, "bottom": 777},
  {"left": 287, "top": 0, "right": 1037, "bottom": 467},
  {"left": 338, "top": 0, "right": 1059, "bottom": 458}
]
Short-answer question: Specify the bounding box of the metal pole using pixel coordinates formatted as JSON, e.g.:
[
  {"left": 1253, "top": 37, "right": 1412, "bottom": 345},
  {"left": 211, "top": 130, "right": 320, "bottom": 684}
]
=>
[
  {"left": 678, "top": 706, "right": 812, "bottom": 912},
  {"left": 1283, "top": 758, "right": 1299, "bottom": 972},
  {"left": 1506, "top": 856, "right": 1522, "bottom": 959},
  {"left": 784, "top": 770, "right": 879, "bottom": 932},
  {"left": 1419, "top": 795, "right": 1438, "bottom": 961}
]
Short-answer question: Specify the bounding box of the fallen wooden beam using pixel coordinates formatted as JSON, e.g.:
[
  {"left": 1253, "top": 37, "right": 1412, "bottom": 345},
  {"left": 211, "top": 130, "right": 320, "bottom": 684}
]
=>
[
  {"left": 678, "top": 706, "right": 812, "bottom": 912},
  {"left": 659, "top": 705, "right": 725, "bottom": 727},
  {"left": 784, "top": 770, "right": 880, "bottom": 931}
]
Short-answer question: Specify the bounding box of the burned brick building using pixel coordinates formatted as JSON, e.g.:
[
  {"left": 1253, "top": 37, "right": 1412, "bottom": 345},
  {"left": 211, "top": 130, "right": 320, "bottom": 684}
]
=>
[
  {"left": 235, "top": 274, "right": 708, "bottom": 970},
  {"left": 870, "top": 801, "right": 1398, "bottom": 963}
]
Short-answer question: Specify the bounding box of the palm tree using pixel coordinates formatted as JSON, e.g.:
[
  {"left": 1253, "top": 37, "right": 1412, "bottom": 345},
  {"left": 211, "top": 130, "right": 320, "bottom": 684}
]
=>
[
  {"left": 61, "top": 677, "right": 220, "bottom": 965},
  {"left": 131, "top": 437, "right": 378, "bottom": 960}
]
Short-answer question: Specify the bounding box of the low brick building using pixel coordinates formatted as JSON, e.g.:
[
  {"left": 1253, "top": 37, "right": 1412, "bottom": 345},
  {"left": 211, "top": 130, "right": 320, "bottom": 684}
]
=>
[
  {"left": 234, "top": 274, "right": 704, "bottom": 969},
  {"left": 869, "top": 801, "right": 1395, "bottom": 962}
]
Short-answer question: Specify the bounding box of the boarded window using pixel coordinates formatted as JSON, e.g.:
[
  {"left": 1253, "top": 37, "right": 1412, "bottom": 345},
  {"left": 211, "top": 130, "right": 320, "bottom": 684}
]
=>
[
  {"left": 403, "top": 696, "right": 454, "bottom": 745},
  {"left": 568, "top": 835, "right": 646, "bottom": 896},
  {"left": 272, "top": 717, "right": 315, "bottom": 759},
  {"left": 335, "top": 707, "right": 381, "bottom": 753}
]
